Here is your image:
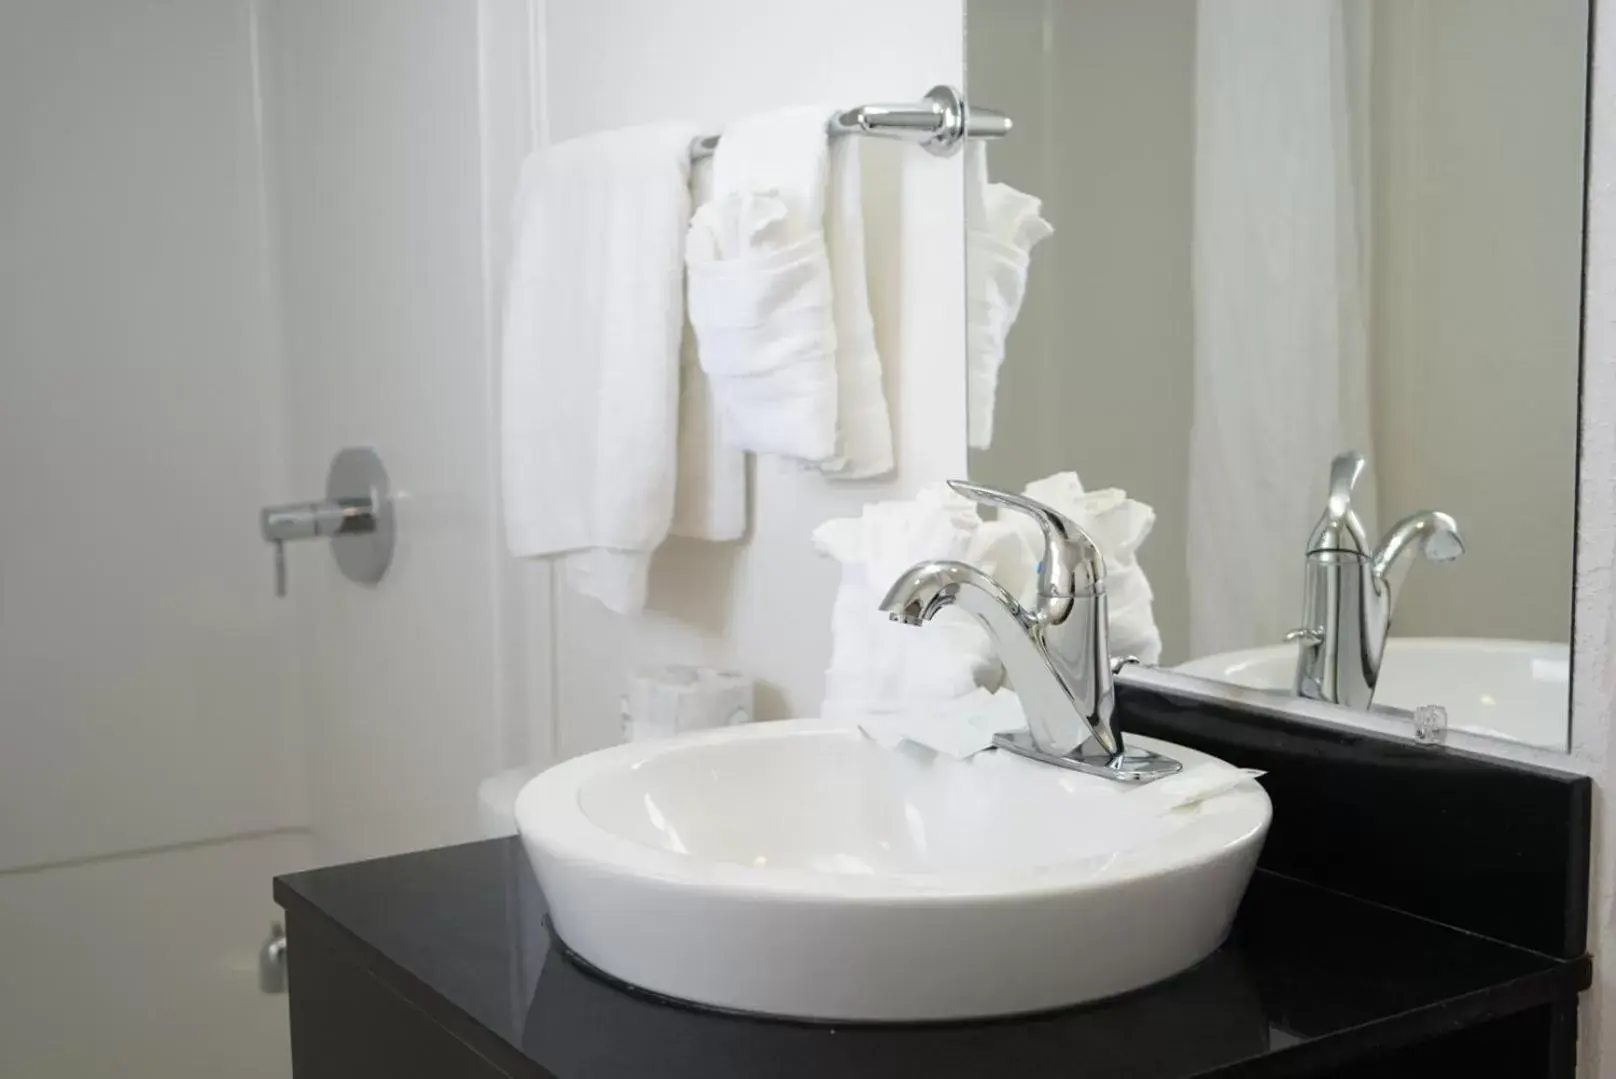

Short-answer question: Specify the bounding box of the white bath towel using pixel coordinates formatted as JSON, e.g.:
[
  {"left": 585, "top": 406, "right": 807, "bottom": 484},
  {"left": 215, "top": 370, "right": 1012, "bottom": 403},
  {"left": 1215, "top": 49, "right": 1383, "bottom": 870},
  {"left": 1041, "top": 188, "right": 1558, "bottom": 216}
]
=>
[
  {"left": 687, "top": 107, "right": 893, "bottom": 477},
  {"left": 501, "top": 123, "right": 699, "bottom": 614},
  {"left": 670, "top": 158, "right": 747, "bottom": 541},
  {"left": 965, "top": 143, "right": 1054, "bottom": 450}
]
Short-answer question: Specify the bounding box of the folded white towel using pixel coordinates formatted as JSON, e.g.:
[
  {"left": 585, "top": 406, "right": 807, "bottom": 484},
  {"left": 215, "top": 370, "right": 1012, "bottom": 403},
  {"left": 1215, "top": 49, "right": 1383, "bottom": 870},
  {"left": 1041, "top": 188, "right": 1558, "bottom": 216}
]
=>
[
  {"left": 687, "top": 107, "right": 893, "bottom": 477},
  {"left": 1010, "top": 472, "right": 1163, "bottom": 664},
  {"left": 670, "top": 158, "right": 747, "bottom": 542},
  {"left": 965, "top": 143, "right": 1054, "bottom": 450},
  {"left": 501, "top": 123, "right": 698, "bottom": 614},
  {"left": 814, "top": 483, "right": 1011, "bottom": 717},
  {"left": 688, "top": 108, "right": 837, "bottom": 462}
]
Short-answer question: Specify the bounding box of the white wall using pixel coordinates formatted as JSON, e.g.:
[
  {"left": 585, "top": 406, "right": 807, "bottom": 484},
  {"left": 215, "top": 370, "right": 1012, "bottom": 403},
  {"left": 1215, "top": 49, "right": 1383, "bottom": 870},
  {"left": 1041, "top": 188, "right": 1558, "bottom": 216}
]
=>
[
  {"left": 965, "top": 0, "right": 1199, "bottom": 663},
  {"left": 0, "top": 1, "right": 310, "bottom": 1074},
  {"left": 1371, "top": 0, "right": 1586, "bottom": 643},
  {"left": 1574, "top": 0, "right": 1616, "bottom": 1070},
  {"left": 536, "top": 0, "right": 968, "bottom": 759}
]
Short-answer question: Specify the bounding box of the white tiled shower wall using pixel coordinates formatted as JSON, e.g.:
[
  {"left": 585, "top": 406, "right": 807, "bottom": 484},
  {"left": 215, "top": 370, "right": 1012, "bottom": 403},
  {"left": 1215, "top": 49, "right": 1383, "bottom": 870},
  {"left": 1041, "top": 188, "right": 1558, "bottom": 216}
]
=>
[{"left": 0, "top": 2, "right": 311, "bottom": 1074}]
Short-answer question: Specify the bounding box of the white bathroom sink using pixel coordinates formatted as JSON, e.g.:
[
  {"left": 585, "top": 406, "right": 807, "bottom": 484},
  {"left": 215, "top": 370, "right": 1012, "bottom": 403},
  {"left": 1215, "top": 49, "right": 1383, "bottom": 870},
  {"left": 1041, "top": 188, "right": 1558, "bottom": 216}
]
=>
[
  {"left": 515, "top": 718, "right": 1269, "bottom": 1022},
  {"left": 1176, "top": 638, "right": 1569, "bottom": 748}
]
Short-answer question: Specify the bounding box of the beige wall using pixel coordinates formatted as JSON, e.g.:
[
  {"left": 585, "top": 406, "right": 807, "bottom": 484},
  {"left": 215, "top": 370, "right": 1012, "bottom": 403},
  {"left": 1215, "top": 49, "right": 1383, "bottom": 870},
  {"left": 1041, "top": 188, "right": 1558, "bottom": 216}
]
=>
[
  {"left": 1370, "top": 0, "right": 1587, "bottom": 642},
  {"left": 967, "top": 0, "right": 1198, "bottom": 662}
]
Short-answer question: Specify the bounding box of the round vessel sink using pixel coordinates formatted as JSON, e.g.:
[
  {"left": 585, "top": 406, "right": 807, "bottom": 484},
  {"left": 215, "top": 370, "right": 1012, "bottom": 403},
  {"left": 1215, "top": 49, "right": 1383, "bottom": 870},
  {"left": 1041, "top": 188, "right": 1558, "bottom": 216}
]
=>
[
  {"left": 1176, "top": 637, "right": 1568, "bottom": 748},
  {"left": 516, "top": 718, "right": 1269, "bottom": 1022}
]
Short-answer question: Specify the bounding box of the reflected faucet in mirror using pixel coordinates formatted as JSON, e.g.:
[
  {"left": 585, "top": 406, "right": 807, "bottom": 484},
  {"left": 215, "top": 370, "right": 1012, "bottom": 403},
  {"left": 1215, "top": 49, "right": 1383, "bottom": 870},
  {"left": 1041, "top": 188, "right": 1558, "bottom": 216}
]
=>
[
  {"left": 878, "top": 480, "right": 1181, "bottom": 783},
  {"left": 1289, "top": 451, "right": 1466, "bottom": 710}
]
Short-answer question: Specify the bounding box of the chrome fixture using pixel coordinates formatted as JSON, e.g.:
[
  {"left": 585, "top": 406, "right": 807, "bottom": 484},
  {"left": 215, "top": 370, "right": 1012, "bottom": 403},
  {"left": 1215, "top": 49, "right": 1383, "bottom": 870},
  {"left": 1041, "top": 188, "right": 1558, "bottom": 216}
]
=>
[
  {"left": 1289, "top": 451, "right": 1465, "bottom": 709},
  {"left": 259, "top": 446, "right": 395, "bottom": 596},
  {"left": 689, "top": 85, "right": 1011, "bottom": 162},
  {"left": 258, "top": 921, "right": 287, "bottom": 994},
  {"left": 879, "top": 481, "right": 1181, "bottom": 784}
]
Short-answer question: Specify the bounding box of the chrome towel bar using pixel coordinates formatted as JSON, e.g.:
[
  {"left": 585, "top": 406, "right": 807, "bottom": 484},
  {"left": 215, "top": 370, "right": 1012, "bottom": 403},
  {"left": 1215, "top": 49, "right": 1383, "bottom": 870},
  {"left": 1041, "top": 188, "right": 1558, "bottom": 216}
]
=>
[{"left": 688, "top": 85, "right": 1011, "bottom": 162}]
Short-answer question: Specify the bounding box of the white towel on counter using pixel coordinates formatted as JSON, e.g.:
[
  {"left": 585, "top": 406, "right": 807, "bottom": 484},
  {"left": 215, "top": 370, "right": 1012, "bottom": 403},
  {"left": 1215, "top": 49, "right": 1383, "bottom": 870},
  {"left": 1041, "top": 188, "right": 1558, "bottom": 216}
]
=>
[
  {"left": 813, "top": 483, "right": 1027, "bottom": 717},
  {"left": 1010, "top": 472, "right": 1163, "bottom": 664},
  {"left": 965, "top": 142, "right": 1054, "bottom": 450},
  {"left": 857, "top": 687, "right": 1028, "bottom": 760},
  {"left": 687, "top": 107, "right": 893, "bottom": 478},
  {"left": 670, "top": 157, "right": 747, "bottom": 541},
  {"left": 501, "top": 123, "right": 699, "bottom": 614}
]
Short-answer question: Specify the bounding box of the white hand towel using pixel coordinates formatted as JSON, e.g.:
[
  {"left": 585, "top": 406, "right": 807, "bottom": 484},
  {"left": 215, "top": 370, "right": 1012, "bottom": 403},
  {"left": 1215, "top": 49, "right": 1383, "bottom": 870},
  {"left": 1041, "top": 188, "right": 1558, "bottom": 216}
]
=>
[
  {"left": 814, "top": 483, "right": 1003, "bottom": 717},
  {"left": 965, "top": 143, "right": 1054, "bottom": 450},
  {"left": 501, "top": 123, "right": 699, "bottom": 614},
  {"left": 670, "top": 158, "right": 747, "bottom": 541},
  {"left": 687, "top": 107, "right": 893, "bottom": 477},
  {"left": 819, "top": 135, "right": 894, "bottom": 479},
  {"left": 1011, "top": 472, "right": 1164, "bottom": 664}
]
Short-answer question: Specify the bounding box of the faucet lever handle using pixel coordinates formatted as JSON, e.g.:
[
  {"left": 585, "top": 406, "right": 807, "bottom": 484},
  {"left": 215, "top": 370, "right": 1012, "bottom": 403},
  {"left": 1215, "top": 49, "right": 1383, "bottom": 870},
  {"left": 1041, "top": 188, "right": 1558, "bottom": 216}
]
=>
[
  {"left": 946, "top": 480, "right": 1103, "bottom": 597},
  {"left": 1307, "top": 451, "right": 1372, "bottom": 556},
  {"left": 1326, "top": 450, "right": 1367, "bottom": 513},
  {"left": 273, "top": 539, "right": 287, "bottom": 598}
]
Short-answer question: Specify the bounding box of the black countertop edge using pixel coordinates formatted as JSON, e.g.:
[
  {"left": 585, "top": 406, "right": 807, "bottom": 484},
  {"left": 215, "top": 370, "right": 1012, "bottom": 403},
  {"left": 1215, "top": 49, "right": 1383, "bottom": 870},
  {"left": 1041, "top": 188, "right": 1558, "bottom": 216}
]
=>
[
  {"left": 279, "top": 882, "right": 545, "bottom": 1078},
  {"left": 1248, "top": 868, "right": 1596, "bottom": 988},
  {"left": 275, "top": 851, "right": 1591, "bottom": 1079},
  {"left": 1206, "top": 967, "right": 1589, "bottom": 1079}
]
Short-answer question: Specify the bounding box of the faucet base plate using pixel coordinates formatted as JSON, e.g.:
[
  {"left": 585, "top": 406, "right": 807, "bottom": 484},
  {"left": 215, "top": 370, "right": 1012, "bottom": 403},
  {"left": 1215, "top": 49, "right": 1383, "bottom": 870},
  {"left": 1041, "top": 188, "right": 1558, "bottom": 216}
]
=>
[{"left": 992, "top": 732, "right": 1184, "bottom": 783}]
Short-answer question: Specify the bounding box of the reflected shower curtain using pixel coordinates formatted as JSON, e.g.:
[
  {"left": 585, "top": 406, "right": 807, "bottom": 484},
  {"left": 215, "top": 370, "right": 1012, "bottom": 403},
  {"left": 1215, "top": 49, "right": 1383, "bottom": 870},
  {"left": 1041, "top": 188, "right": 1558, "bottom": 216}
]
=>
[{"left": 1187, "top": 0, "right": 1374, "bottom": 657}]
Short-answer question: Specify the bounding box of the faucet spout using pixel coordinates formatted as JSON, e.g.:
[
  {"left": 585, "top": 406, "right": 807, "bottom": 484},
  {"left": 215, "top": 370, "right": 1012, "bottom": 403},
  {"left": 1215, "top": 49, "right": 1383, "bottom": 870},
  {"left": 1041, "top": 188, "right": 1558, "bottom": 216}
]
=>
[
  {"left": 879, "top": 559, "right": 1019, "bottom": 629},
  {"left": 878, "top": 560, "right": 1119, "bottom": 758},
  {"left": 1370, "top": 510, "right": 1465, "bottom": 594}
]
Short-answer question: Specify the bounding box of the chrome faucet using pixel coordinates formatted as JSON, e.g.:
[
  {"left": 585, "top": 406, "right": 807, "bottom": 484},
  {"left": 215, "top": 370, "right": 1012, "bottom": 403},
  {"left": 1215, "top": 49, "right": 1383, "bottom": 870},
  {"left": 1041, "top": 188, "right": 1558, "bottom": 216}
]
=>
[
  {"left": 1290, "top": 451, "right": 1466, "bottom": 709},
  {"left": 878, "top": 480, "right": 1181, "bottom": 783}
]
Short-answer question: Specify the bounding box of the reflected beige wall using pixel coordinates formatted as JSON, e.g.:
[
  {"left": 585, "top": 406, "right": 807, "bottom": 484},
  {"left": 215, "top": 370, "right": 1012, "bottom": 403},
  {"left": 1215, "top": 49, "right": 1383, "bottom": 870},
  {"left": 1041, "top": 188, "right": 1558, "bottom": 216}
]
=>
[
  {"left": 967, "top": 0, "right": 1198, "bottom": 662},
  {"left": 1370, "top": 0, "right": 1586, "bottom": 642},
  {"left": 969, "top": 0, "right": 1586, "bottom": 656}
]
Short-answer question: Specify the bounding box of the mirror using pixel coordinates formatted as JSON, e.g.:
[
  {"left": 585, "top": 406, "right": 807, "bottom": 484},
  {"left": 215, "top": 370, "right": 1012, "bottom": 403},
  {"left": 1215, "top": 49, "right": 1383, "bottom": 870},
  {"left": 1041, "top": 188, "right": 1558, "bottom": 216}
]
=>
[{"left": 965, "top": 0, "right": 1590, "bottom": 750}]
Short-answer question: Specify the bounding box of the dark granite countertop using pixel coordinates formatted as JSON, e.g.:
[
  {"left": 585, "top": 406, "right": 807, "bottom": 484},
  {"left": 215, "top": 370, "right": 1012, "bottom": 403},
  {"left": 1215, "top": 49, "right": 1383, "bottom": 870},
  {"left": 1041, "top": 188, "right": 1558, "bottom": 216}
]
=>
[{"left": 274, "top": 836, "right": 1589, "bottom": 1079}]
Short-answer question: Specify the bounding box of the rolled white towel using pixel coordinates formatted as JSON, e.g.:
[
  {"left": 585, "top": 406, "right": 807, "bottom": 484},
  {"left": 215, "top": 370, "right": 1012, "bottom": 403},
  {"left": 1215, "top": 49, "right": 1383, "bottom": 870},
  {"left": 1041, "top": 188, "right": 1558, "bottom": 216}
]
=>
[
  {"left": 814, "top": 483, "right": 1003, "bottom": 716},
  {"left": 1008, "top": 472, "right": 1163, "bottom": 664}
]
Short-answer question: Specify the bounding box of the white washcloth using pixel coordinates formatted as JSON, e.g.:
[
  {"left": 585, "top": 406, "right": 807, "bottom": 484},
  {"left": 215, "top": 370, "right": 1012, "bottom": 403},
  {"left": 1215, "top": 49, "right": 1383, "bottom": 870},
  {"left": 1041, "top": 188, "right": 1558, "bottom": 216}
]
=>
[
  {"left": 1009, "top": 472, "right": 1163, "bottom": 664},
  {"left": 1139, "top": 765, "right": 1267, "bottom": 812},
  {"left": 965, "top": 143, "right": 1054, "bottom": 450},
  {"left": 670, "top": 158, "right": 747, "bottom": 541},
  {"left": 858, "top": 688, "right": 1027, "bottom": 760},
  {"left": 687, "top": 107, "right": 893, "bottom": 477},
  {"left": 814, "top": 483, "right": 1025, "bottom": 716},
  {"left": 501, "top": 123, "right": 698, "bottom": 614}
]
